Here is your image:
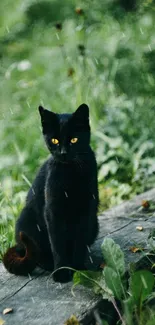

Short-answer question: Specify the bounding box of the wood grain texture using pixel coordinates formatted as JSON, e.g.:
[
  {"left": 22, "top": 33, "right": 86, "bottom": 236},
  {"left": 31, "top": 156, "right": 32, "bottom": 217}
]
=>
[{"left": 0, "top": 188, "right": 155, "bottom": 325}]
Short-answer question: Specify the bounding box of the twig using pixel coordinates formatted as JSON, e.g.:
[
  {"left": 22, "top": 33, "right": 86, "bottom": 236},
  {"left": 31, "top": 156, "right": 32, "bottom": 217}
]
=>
[{"left": 111, "top": 298, "right": 126, "bottom": 325}]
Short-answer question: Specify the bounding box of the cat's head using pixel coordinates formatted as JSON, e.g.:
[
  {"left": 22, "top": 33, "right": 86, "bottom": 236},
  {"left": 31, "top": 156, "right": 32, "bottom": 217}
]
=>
[{"left": 39, "top": 104, "right": 90, "bottom": 162}]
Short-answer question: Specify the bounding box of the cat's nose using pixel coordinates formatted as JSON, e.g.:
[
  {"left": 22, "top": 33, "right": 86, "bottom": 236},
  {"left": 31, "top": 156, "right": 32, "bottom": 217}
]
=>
[{"left": 60, "top": 148, "right": 67, "bottom": 155}]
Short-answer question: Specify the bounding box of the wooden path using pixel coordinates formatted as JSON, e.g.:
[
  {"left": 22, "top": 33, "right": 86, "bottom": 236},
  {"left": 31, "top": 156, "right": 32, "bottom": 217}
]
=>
[{"left": 0, "top": 188, "right": 155, "bottom": 325}]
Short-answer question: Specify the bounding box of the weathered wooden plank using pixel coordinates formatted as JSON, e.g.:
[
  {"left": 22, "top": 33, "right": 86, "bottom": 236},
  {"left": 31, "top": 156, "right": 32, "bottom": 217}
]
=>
[
  {"left": 99, "top": 187, "right": 155, "bottom": 219},
  {"left": 0, "top": 272, "right": 98, "bottom": 325},
  {"left": 0, "top": 264, "right": 44, "bottom": 304},
  {"left": 86, "top": 188, "right": 155, "bottom": 268},
  {"left": 0, "top": 188, "right": 155, "bottom": 325},
  {"left": 92, "top": 217, "right": 155, "bottom": 266}
]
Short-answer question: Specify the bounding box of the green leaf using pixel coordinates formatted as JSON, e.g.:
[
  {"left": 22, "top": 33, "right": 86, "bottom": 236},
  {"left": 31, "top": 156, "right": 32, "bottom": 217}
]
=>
[
  {"left": 94, "top": 276, "right": 113, "bottom": 300},
  {"left": 104, "top": 266, "right": 124, "bottom": 299},
  {"left": 101, "top": 238, "right": 125, "bottom": 277},
  {"left": 73, "top": 270, "right": 113, "bottom": 300},
  {"left": 123, "top": 297, "right": 135, "bottom": 325},
  {"left": 130, "top": 270, "right": 155, "bottom": 304},
  {"left": 141, "top": 308, "right": 155, "bottom": 325},
  {"left": 73, "top": 270, "right": 101, "bottom": 289},
  {"left": 102, "top": 321, "right": 109, "bottom": 325},
  {"left": 146, "top": 316, "right": 155, "bottom": 325}
]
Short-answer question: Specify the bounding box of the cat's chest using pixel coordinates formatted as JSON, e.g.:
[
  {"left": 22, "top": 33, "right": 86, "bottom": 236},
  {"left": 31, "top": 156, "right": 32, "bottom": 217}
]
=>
[{"left": 45, "top": 164, "right": 91, "bottom": 199}]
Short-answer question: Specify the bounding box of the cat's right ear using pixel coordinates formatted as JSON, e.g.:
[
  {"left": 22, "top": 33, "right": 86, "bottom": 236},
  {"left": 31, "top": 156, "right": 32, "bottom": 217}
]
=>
[
  {"left": 38, "top": 105, "right": 51, "bottom": 119},
  {"left": 38, "top": 106, "right": 56, "bottom": 133},
  {"left": 38, "top": 105, "right": 45, "bottom": 118}
]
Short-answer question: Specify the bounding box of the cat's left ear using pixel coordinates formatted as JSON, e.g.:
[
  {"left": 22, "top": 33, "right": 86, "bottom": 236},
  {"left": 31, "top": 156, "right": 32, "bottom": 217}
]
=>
[{"left": 74, "top": 103, "right": 89, "bottom": 121}]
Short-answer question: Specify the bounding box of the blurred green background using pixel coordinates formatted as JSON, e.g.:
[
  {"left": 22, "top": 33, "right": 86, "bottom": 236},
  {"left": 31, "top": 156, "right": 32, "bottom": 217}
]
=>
[{"left": 1, "top": 0, "right": 155, "bottom": 255}]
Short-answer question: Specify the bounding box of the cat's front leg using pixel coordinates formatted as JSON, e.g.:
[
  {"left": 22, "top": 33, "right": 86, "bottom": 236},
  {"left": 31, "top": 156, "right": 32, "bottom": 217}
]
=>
[
  {"left": 52, "top": 250, "right": 73, "bottom": 283},
  {"left": 72, "top": 240, "right": 87, "bottom": 271},
  {"left": 44, "top": 211, "right": 72, "bottom": 283},
  {"left": 72, "top": 223, "right": 88, "bottom": 271}
]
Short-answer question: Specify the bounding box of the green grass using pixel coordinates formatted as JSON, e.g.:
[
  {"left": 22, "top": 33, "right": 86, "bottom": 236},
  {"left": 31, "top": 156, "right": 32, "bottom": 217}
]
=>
[{"left": 1, "top": 0, "right": 155, "bottom": 255}]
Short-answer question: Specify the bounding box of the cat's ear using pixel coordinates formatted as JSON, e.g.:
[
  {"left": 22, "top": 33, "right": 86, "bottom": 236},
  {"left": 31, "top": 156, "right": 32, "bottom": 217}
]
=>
[
  {"left": 38, "top": 105, "right": 45, "bottom": 118},
  {"left": 38, "top": 105, "right": 55, "bottom": 119},
  {"left": 74, "top": 103, "right": 89, "bottom": 121},
  {"left": 38, "top": 106, "right": 57, "bottom": 133}
]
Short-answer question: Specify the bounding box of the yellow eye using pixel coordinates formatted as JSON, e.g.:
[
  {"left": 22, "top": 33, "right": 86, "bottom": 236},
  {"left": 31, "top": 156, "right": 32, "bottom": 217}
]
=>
[
  {"left": 51, "top": 138, "right": 59, "bottom": 145},
  {"left": 71, "top": 137, "right": 78, "bottom": 144}
]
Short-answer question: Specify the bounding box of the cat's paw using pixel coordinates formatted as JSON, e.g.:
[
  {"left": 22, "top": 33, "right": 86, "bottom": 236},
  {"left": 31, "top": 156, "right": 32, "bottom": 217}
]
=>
[{"left": 53, "top": 269, "right": 73, "bottom": 283}]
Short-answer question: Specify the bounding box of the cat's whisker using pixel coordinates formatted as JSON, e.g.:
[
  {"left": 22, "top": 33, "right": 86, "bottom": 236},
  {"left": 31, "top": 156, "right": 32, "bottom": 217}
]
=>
[
  {"left": 76, "top": 159, "right": 83, "bottom": 170},
  {"left": 76, "top": 158, "right": 89, "bottom": 169},
  {"left": 73, "top": 157, "right": 82, "bottom": 170}
]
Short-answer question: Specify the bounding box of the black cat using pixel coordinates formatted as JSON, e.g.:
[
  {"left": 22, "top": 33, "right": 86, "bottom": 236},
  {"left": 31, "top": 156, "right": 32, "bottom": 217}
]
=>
[{"left": 3, "top": 104, "right": 99, "bottom": 283}]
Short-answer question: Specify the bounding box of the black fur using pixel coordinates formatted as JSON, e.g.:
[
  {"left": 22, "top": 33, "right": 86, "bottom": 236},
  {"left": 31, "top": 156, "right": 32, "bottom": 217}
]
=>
[{"left": 3, "top": 103, "right": 99, "bottom": 283}]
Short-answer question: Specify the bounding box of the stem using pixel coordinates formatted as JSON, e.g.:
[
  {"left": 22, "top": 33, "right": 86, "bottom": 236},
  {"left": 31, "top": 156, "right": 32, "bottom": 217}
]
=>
[
  {"left": 138, "top": 297, "right": 142, "bottom": 325},
  {"left": 111, "top": 298, "right": 127, "bottom": 325}
]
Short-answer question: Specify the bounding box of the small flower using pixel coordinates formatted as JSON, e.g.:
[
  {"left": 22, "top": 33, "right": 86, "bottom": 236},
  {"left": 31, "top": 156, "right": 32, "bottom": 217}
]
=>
[
  {"left": 78, "top": 44, "right": 85, "bottom": 56},
  {"left": 55, "top": 22, "right": 62, "bottom": 31},
  {"left": 68, "top": 68, "right": 75, "bottom": 77},
  {"left": 75, "top": 7, "right": 84, "bottom": 15}
]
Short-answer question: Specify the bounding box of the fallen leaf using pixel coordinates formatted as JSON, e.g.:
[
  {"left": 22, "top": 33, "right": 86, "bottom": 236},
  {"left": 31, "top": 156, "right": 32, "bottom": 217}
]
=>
[
  {"left": 142, "top": 200, "right": 150, "bottom": 209},
  {"left": 64, "top": 314, "right": 80, "bottom": 325},
  {"left": 0, "top": 318, "right": 5, "bottom": 325},
  {"left": 129, "top": 246, "right": 144, "bottom": 253},
  {"left": 136, "top": 226, "right": 143, "bottom": 231},
  {"left": 3, "top": 308, "right": 13, "bottom": 315}
]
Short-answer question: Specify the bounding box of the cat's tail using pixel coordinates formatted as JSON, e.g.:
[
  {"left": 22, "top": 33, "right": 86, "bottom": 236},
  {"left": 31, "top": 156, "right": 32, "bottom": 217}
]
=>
[{"left": 2, "top": 232, "right": 38, "bottom": 275}]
